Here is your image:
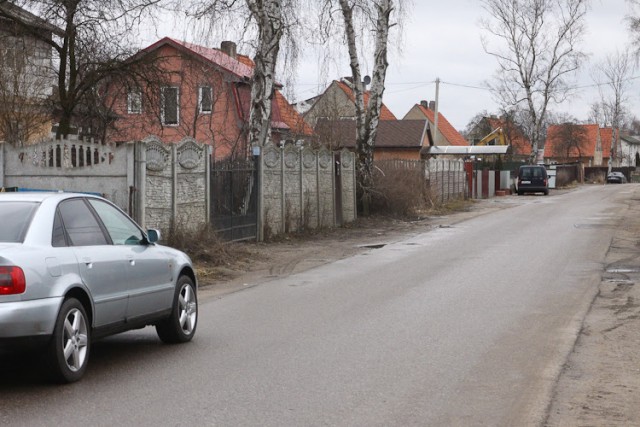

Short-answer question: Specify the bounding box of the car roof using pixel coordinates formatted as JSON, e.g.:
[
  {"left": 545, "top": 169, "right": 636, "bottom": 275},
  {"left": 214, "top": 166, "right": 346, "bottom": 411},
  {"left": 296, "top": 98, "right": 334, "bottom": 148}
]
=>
[{"left": 0, "top": 191, "right": 101, "bottom": 203}]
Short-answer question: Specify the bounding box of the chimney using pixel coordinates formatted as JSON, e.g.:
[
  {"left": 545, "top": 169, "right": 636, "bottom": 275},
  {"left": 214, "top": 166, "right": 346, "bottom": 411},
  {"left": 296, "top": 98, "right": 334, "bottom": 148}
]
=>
[
  {"left": 220, "top": 41, "right": 237, "bottom": 58},
  {"left": 429, "top": 101, "right": 436, "bottom": 111},
  {"left": 420, "top": 100, "right": 429, "bottom": 109}
]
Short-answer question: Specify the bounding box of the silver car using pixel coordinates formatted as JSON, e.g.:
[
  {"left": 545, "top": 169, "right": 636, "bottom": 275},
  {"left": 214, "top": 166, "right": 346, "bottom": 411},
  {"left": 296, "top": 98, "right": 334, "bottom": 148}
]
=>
[{"left": 0, "top": 192, "right": 197, "bottom": 383}]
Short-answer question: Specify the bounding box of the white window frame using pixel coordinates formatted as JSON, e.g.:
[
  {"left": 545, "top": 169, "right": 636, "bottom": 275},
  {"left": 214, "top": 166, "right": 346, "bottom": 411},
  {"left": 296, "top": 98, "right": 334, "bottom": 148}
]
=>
[
  {"left": 198, "top": 86, "right": 212, "bottom": 114},
  {"left": 161, "top": 86, "right": 180, "bottom": 126},
  {"left": 127, "top": 90, "right": 142, "bottom": 114}
]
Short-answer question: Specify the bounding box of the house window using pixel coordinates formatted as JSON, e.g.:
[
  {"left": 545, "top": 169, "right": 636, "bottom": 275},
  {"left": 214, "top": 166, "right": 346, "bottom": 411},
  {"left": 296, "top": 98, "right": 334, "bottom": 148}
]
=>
[
  {"left": 127, "top": 90, "right": 142, "bottom": 114},
  {"left": 161, "top": 87, "right": 179, "bottom": 125},
  {"left": 199, "top": 86, "right": 212, "bottom": 114}
]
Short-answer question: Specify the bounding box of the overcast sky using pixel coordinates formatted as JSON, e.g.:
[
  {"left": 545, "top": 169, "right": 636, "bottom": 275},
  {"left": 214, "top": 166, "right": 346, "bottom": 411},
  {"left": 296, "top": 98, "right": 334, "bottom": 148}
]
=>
[{"left": 292, "top": 0, "right": 639, "bottom": 131}]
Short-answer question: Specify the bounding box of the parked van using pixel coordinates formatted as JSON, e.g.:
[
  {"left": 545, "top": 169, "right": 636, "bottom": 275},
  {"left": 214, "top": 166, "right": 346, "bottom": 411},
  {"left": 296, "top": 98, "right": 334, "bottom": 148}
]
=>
[{"left": 517, "top": 165, "right": 549, "bottom": 195}]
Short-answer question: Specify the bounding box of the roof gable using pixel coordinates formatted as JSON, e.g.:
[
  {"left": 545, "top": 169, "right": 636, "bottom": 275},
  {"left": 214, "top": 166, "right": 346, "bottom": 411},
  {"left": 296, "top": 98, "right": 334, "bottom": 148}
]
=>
[
  {"left": 274, "top": 91, "right": 315, "bottom": 136},
  {"left": 140, "top": 37, "right": 255, "bottom": 80},
  {"left": 413, "top": 105, "right": 469, "bottom": 146},
  {"left": 335, "top": 81, "right": 397, "bottom": 120}
]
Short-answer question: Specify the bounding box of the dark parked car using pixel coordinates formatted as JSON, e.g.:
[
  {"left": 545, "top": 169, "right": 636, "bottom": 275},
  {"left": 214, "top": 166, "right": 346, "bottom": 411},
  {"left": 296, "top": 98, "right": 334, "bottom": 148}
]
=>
[
  {"left": 517, "top": 165, "right": 549, "bottom": 195},
  {"left": 0, "top": 192, "right": 198, "bottom": 383},
  {"left": 606, "top": 172, "right": 627, "bottom": 184}
]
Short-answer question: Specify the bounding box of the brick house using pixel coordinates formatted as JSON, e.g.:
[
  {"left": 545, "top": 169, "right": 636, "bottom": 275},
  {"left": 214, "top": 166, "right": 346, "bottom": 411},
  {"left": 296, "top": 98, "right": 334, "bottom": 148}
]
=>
[{"left": 107, "top": 37, "right": 313, "bottom": 160}]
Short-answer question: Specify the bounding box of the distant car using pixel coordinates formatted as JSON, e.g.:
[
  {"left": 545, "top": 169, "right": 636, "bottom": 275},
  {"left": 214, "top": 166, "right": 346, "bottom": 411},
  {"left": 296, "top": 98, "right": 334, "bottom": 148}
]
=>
[
  {"left": 606, "top": 172, "right": 627, "bottom": 184},
  {"left": 0, "top": 192, "right": 198, "bottom": 383},
  {"left": 517, "top": 165, "right": 549, "bottom": 195}
]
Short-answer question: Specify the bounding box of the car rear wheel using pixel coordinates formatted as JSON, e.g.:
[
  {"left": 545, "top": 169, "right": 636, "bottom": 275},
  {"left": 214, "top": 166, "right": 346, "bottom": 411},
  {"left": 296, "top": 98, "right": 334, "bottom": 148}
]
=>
[
  {"left": 156, "top": 276, "right": 198, "bottom": 344},
  {"left": 45, "top": 298, "right": 90, "bottom": 383}
]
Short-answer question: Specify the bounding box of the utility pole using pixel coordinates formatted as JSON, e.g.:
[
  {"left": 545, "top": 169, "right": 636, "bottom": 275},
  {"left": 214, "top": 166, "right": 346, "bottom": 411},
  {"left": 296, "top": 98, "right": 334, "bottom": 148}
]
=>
[{"left": 433, "top": 77, "right": 440, "bottom": 146}]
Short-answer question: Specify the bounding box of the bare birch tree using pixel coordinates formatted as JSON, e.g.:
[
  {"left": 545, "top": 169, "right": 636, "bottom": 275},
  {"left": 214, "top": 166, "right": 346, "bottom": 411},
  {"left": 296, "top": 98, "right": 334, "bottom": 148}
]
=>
[
  {"left": 318, "top": 0, "right": 400, "bottom": 214},
  {"left": 480, "top": 0, "right": 588, "bottom": 162},
  {"left": 245, "top": 0, "right": 284, "bottom": 149},
  {"left": 591, "top": 49, "right": 634, "bottom": 169},
  {"left": 185, "top": 0, "right": 300, "bottom": 151}
]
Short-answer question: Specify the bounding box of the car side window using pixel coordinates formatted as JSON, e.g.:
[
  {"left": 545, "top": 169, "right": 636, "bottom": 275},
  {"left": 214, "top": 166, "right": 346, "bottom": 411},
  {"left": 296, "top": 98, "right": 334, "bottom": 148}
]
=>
[
  {"left": 88, "top": 199, "right": 144, "bottom": 245},
  {"left": 57, "top": 199, "right": 109, "bottom": 246},
  {"left": 52, "top": 211, "right": 67, "bottom": 247}
]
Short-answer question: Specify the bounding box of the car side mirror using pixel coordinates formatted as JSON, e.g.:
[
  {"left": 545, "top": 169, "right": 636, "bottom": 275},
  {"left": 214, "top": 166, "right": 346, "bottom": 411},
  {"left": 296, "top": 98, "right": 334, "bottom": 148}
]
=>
[{"left": 146, "top": 229, "right": 161, "bottom": 243}]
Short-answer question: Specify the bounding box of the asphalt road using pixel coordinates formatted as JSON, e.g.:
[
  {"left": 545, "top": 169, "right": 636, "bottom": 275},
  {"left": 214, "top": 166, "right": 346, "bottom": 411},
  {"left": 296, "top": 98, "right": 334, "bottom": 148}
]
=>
[{"left": 0, "top": 185, "right": 631, "bottom": 426}]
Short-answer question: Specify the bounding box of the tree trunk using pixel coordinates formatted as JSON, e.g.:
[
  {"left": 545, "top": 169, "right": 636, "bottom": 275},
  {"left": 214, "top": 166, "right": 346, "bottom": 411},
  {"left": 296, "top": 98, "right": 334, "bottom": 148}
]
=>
[
  {"left": 340, "top": 0, "right": 393, "bottom": 215},
  {"left": 247, "top": 0, "right": 283, "bottom": 149}
]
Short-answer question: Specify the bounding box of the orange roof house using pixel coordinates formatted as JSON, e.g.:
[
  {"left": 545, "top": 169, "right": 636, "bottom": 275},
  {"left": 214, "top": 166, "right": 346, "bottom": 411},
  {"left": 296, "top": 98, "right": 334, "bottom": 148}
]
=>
[
  {"left": 300, "top": 78, "right": 396, "bottom": 130},
  {"left": 544, "top": 124, "right": 613, "bottom": 166},
  {"left": 403, "top": 101, "right": 468, "bottom": 147},
  {"left": 107, "top": 38, "right": 313, "bottom": 159}
]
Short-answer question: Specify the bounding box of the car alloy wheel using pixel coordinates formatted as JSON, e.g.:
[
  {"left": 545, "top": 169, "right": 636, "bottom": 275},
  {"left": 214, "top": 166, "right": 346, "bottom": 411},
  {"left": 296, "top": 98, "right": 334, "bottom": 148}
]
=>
[
  {"left": 156, "top": 276, "right": 198, "bottom": 343},
  {"left": 178, "top": 282, "right": 197, "bottom": 335},
  {"left": 46, "top": 298, "right": 91, "bottom": 383}
]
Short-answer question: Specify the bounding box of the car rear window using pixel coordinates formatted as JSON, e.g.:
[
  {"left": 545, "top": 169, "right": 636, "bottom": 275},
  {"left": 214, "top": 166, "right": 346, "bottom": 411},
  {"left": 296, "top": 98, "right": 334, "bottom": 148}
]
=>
[
  {"left": 0, "top": 201, "right": 39, "bottom": 243},
  {"left": 521, "top": 167, "right": 545, "bottom": 178}
]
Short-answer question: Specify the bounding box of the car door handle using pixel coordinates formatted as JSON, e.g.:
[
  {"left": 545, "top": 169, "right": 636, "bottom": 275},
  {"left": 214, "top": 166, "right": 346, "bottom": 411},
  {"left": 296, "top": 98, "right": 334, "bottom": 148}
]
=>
[
  {"left": 81, "top": 257, "right": 93, "bottom": 269},
  {"left": 126, "top": 255, "right": 135, "bottom": 266}
]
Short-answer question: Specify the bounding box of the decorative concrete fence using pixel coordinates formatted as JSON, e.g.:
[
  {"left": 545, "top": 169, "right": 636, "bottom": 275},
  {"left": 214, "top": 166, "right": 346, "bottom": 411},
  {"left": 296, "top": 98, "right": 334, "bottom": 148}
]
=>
[
  {"left": 0, "top": 139, "right": 355, "bottom": 242},
  {"left": 260, "top": 145, "right": 356, "bottom": 238},
  {"left": 0, "top": 137, "right": 210, "bottom": 236}
]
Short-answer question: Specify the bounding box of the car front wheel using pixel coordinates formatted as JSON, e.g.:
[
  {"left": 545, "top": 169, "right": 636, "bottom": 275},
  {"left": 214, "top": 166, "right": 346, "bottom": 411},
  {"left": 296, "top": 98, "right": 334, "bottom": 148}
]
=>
[
  {"left": 156, "top": 275, "right": 198, "bottom": 344},
  {"left": 45, "top": 298, "right": 90, "bottom": 383}
]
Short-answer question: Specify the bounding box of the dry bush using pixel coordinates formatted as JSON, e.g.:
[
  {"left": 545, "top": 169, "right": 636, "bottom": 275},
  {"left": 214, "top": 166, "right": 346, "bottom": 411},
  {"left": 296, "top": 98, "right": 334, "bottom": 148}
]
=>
[
  {"left": 370, "top": 164, "right": 430, "bottom": 218},
  {"left": 165, "top": 222, "right": 250, "bottom": 267}
]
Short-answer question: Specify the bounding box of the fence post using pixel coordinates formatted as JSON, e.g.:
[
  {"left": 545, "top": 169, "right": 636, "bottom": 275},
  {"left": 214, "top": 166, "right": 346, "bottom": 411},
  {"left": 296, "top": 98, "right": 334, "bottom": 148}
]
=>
[
  {"left": 205, "top": 145, "right": 212, "bottom": 227},
  {"left": 171, "top": 144, "right": 178, "bottom": 231},
  {"left": 281, "top": 147, "right": 286, "bottom": 234},
  {"left": 256, "top": 149, "right": 264, "bottom": 241},
  {"left": 299, "top": 148, "right": 304, "bottom": 229},
  {"left": 135, "top": 141, "right": 147, "bottom": 229},
  {"left": 0, "top": 142, "right": 4, "bottom": 188}
]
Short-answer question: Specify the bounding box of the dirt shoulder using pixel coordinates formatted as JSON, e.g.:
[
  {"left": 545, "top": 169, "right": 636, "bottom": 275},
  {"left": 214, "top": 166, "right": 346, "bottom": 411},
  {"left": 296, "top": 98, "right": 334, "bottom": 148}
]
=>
[{"left": 545, "top": 186, "right": 640, "bottom": 426}]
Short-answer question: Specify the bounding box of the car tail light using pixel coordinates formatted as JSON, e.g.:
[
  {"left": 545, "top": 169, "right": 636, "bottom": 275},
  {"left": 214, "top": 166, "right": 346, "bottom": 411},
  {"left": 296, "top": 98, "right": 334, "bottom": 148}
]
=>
[{"left": 0, "top": 266, "right": 26, "bottom": 295}]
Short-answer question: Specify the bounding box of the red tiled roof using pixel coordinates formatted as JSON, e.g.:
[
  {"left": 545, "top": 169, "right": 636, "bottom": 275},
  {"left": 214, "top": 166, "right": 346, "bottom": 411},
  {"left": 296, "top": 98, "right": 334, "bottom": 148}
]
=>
[
  {"left": 416, "top": 105, "right": 469, "bottom": 146},
  {"left": 142, "top": 37, "right": 255, "bottom": 80},
  {"left": 274, "top": 91, "right": 315, "bottom": 136},
  {"left": 600, "top": 127, "right": 613, "bottom": 158},
  {"left": 335, "top": 81, "right": 397, "bottom": 120},
  {"left": 235, "top": 84, "right": 289, "bottom": 130},
  {"left": 545, "top": 124, "right": 614, "bottom": 159},
  {"left": 486, "top": 117, "right": 531, "bottom": 155}
]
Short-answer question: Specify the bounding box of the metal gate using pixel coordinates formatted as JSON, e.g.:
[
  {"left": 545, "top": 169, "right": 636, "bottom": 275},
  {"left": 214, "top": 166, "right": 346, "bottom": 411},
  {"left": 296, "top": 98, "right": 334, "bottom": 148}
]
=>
[{"left": 210, "top": 158, "right": 258, "bottom": 241}]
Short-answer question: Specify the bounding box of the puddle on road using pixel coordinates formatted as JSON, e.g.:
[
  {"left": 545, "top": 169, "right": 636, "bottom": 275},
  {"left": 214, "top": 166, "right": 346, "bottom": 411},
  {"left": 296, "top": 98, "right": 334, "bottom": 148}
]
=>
[{"left": 359, "top": 243, "right": 386, "bottom": 249}]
